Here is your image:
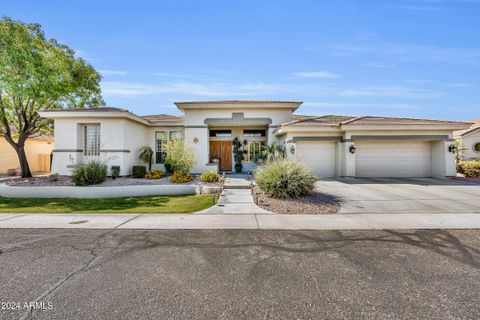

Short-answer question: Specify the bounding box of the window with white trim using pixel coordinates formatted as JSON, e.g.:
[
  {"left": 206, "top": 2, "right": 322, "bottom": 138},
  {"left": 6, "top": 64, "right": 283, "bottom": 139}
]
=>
[
  {"left": 169, "top": 131, "right": 182, "bottom": 140},
  {"left": 244, "top": 141, "right": 265, "bottom": 163},
  {"left": 155, "top": 131, "right": 167, "bottom": 164},
  {"left": 83, "top": 124, "right": 100, "bottom": 156}
]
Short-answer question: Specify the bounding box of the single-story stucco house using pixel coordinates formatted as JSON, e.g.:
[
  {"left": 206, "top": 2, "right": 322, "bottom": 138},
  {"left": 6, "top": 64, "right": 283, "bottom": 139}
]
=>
[
  {"left": 38, "top": 100, "right": 471, "bottom": 178},
  {"left": 454, "top": 120, "right": 480, "bottom": 160}
]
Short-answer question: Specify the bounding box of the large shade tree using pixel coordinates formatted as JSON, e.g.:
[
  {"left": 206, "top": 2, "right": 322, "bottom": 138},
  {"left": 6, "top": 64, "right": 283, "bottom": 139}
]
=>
[{"left": 0, "top": 17, "right": 104, "bottom": 177}]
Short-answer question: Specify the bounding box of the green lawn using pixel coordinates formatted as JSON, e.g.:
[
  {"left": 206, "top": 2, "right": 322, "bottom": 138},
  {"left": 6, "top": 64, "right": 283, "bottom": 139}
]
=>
[{"left": 0, "top": 194, "right": 214, "bottom": 213}]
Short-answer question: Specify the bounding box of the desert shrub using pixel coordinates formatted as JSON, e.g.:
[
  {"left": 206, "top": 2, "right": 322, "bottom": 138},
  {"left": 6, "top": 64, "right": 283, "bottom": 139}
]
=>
[
  {"left": 170, "top": 171, "right": 193, "bottom": 183},
  {"left": 460, "top": 160, "right": 480, "bottom": 177},
  {"left": 145, "top": 169, "right": 164, "bottom": 179},
  {"left": 111, "top": 166, "right": 120, "bottom": 179},
  {"left": 164, "top": 139, "right": 197, "bottom": 173},
  {"left": 71, "top": 160, "right": 108, "bottom": 186},
  {"left": 255, "top": 159, "right": 318, "bottom": 198},
  {"left": 200, "top": 170, "right": 220, "bottom": 183},
  {"left": 132, "top": 165, "right": 147, "bottom": 178},
  {"left": 456, "top": 162, "right": 464, "bottom": 174},
  {"left": 48, "top": 173, "right": 59, "bottom": 181}
]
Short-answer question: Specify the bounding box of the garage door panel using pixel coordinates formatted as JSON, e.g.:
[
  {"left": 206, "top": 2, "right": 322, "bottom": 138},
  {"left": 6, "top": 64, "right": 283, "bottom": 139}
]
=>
[
  {"left": 355, "top": 141, "right": 432, "bottom": 177},
  {"left": 296, "top": 141, "right": 336, "bottom": 177}
]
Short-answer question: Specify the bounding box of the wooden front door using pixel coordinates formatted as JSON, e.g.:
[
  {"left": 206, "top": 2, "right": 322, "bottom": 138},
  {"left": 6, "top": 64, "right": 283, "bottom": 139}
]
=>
[{"left": 210, "top": 141, "right": 232, "bottom": 171}]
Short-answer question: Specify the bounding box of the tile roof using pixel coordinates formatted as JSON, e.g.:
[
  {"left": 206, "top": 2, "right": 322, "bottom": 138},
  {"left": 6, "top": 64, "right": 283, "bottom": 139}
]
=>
[
  {"left": 282, "top": 115, "right": 470, "bottom": 127},
  {"left": 454, "top": 119, "right": 480, "bottom": 137},
  {"left": 141, "top": 114, "right": 184, "bottom": 122},
  {"left": 342, "top": 116, "right": 469, "bottom": 125},
  {"left": 40, "top": 107, "right": 128, "bottom": 112},
  {"left": 282, "top": 115, "right": 357, "bottom": 127},
  {"left": 175, "top": 100, "right": 302, "bottom": 105}
]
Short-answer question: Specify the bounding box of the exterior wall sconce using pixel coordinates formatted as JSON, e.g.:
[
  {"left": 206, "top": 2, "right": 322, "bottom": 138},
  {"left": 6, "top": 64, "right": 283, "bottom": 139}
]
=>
[
  {"left": 448, "top": 144, "right": 456, "bottom": 153},
  {"left": 290, "top": 146, "right": 295, "bottom": 154},
  {"left": 349, "top": 145, "right": 356, "bottom": 154}
]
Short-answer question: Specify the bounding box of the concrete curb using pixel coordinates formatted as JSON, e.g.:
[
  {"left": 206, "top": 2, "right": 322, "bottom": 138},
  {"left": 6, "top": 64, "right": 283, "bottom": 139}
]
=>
[
  {"left": 0, "top": 183, "right": 197, "bottom": 198},
  {"left": 1, "top": 213, "right": 480, "bottom": 230}
]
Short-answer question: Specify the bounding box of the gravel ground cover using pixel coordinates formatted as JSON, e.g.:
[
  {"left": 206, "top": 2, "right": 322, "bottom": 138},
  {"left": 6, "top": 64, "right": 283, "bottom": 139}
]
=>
[
  {"left": 252, "top": 186, "right": 340, "bottom": 214},
  {"left": 6, "top": 176, "right": 222, "bottom": 187}
]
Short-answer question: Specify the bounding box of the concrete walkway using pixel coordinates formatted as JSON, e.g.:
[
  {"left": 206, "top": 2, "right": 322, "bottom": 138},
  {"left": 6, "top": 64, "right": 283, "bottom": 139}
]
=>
[
  {"left": 197, "top": 175, "right": 271, "bottom": 214},
  {"left": 1, "top": 213, "right": 480, "bottom": 230}
]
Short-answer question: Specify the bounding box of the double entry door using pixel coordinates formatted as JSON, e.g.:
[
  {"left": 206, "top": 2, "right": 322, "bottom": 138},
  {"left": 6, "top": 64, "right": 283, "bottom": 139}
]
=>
[{"left": 209, "top": 141, "right": 232, "bottom": 171}]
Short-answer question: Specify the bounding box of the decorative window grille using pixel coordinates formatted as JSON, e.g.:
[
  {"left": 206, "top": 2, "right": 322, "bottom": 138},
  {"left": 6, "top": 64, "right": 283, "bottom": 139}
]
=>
[{"left": 84, "top": 125, "right": 100, "bottom": 156}]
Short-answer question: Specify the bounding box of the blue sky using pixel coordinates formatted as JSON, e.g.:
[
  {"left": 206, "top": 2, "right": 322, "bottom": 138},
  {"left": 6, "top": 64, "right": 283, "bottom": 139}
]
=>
[{"left": 3, "top": 0, "right": 480, "bottom": 119}]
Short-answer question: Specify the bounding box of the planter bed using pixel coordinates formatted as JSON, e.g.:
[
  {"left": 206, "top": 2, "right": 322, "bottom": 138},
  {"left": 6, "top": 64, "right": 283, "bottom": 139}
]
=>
[
  {"left": 6, "top": 176, "right": 222, "bottom": 187},
  {"left": 252, "top": 186, "right": 340, "bottom": 214}
]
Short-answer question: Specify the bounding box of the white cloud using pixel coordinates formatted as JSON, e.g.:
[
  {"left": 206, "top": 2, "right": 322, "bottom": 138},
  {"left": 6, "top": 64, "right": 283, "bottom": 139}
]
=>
[
  {"left": 293, "top": 71, "right": 340, "bottom": 79},
  {"left": 304, "top": 102, "right": 418, "bottom": 109},
  {"left": 337, "top": 85, "right": 445, "bottom": 99},
  {"left": 101, "top": 81, "right": 285, "bottom": 97},
  {"left": 98, "top": 69, "right": 128, "bottom": 76},
  {"left": 150, "top": 72, "right": 191, "bottom": 78},
  {"left": 328, "top": 43, "right": 480, "bottom": 66},
  {"left": 101, "top": 80, "right": 445, "bottom": 100}
]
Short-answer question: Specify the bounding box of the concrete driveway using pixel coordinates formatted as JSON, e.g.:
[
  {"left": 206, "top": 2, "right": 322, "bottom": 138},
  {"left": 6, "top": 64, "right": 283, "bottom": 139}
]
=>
[{"left": 317, "top": 178, "right": 480, "bottom": 214}]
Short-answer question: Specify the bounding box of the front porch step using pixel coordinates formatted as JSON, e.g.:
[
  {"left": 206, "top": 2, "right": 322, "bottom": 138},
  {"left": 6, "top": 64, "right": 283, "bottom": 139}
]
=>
[
  {"left": 223, "top": 176, "right": 252, "bottom": 190},
  {"left": 223, "top": 184, "right": 251, "bottom": 190}
]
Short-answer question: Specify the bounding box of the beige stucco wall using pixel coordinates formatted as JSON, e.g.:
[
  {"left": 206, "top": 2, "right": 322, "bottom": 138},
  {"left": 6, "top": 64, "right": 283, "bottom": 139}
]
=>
[
  {"left": 459, "top": 131, "right": 480, "bottom": 160},
  {"left": 0, "top": 137, "right": 54, "bottom": 174}
]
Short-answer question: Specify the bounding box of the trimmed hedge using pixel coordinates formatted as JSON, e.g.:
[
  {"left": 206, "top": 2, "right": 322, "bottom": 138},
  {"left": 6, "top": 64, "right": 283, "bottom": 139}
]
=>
[
  {"left": 255, "top": 160, "right": 318, "bottom": 198},
  {"left": 145, "top": 169, "right": 164, "bottom": 179},
  {"left": 170, "top": 171, "right": 193, "bottom": 183},
  {"left": 111, "top": 166, "right": 120, "bottom": 179},
  {"left": 200, "top": 170, "right": 220, "bottom": 183},
  {"left": 132, "top": 165, "right": 147, "bottom": 178}
]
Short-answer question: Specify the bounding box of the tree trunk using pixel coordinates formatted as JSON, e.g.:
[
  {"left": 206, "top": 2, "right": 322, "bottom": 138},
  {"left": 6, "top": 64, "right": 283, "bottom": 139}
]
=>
[{"left": 14, "top": 144, "right": 33, "bottom": 178}]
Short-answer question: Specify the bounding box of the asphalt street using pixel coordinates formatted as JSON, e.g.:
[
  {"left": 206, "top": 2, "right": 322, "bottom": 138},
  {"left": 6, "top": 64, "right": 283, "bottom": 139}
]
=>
[{"left": 1, "top": 229, "right": 480, "bottom": 320}]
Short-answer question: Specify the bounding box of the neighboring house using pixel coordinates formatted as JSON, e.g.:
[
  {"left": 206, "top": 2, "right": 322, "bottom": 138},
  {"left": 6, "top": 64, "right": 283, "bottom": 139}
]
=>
[
  {"left": 38, "top": 100, "right": 471, "bottom": 178},
  {"left": 0, "top": 134, "right": 54, "bottom": 174},
  {"left": 454, "top": 120, "right": 480, "bottom": 160}
]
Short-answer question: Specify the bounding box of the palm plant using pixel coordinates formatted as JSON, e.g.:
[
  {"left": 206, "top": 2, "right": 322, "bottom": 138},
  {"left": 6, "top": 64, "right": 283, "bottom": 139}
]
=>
[
  {"left": 138, "top": 146, "right": 154, "bottom": 171},
  {"left": 453, "top": 140, "right": 467, "bottom": 163}
]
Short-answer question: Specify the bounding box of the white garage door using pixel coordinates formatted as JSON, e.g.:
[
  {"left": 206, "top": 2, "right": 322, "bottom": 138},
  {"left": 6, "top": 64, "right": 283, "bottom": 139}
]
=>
[
  {"left": 355, "top": 141, "right": 432, "bottom": 177},
  {"left": 296, "top": 141, "right": 336, "bottom": 177}
]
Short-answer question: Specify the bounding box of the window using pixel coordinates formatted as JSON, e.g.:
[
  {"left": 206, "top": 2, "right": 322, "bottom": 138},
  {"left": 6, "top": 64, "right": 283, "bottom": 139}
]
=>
[
  {"left": 244, "top": 141, "right": 265, "bottom": 163},
  {"left": 243, "top": 129, "right": 266, "bottom": 137},
  {"left": 84, "top": 125, "right": 100, "bottom": 156},
  {"left": 155, "top": 131, "right": 167, "bottom": 164},
  {"left": 169, "top": 131, "right": 182, "bottom": 140},
  {"left": 209, "top": 129, "right": 232, "bottom": 137},
  {"left": 474, "top": 142, "right": 480, "bottom": 153}
]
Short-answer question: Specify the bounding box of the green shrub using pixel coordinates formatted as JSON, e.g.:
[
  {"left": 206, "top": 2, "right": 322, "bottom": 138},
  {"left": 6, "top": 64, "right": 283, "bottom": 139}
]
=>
[
  {"left": 48, "top": 173, "right": 59, "bottom": 182},
  {"left": 71, "top": 160, "right": 108, "bottom": 186},
  {"left": 456, "top": 162, "right": 464, "bottom": 174},
  {"left": 132, "top": 165, "right": 147, "bottom": 178},
  {"left": 164, "top": 139, "right": 197, "bottom": 173},
  {"left": 460, "top": 160, "right": 480, "bottom": 177},
  {"left": 145, "top": 169, "right": 164, "bottom": 179},
  {"left": 170, "top": 171, "right": 193, "bottom": 183},
  {"left": 200, "top": 170, "right": 220, "bottom": 183},
  {"left": 255, "top": 160, "right": 318, "bottom": 198},
  {"left": 111, "top": 166, "right": 120, "bottom": 179}
]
